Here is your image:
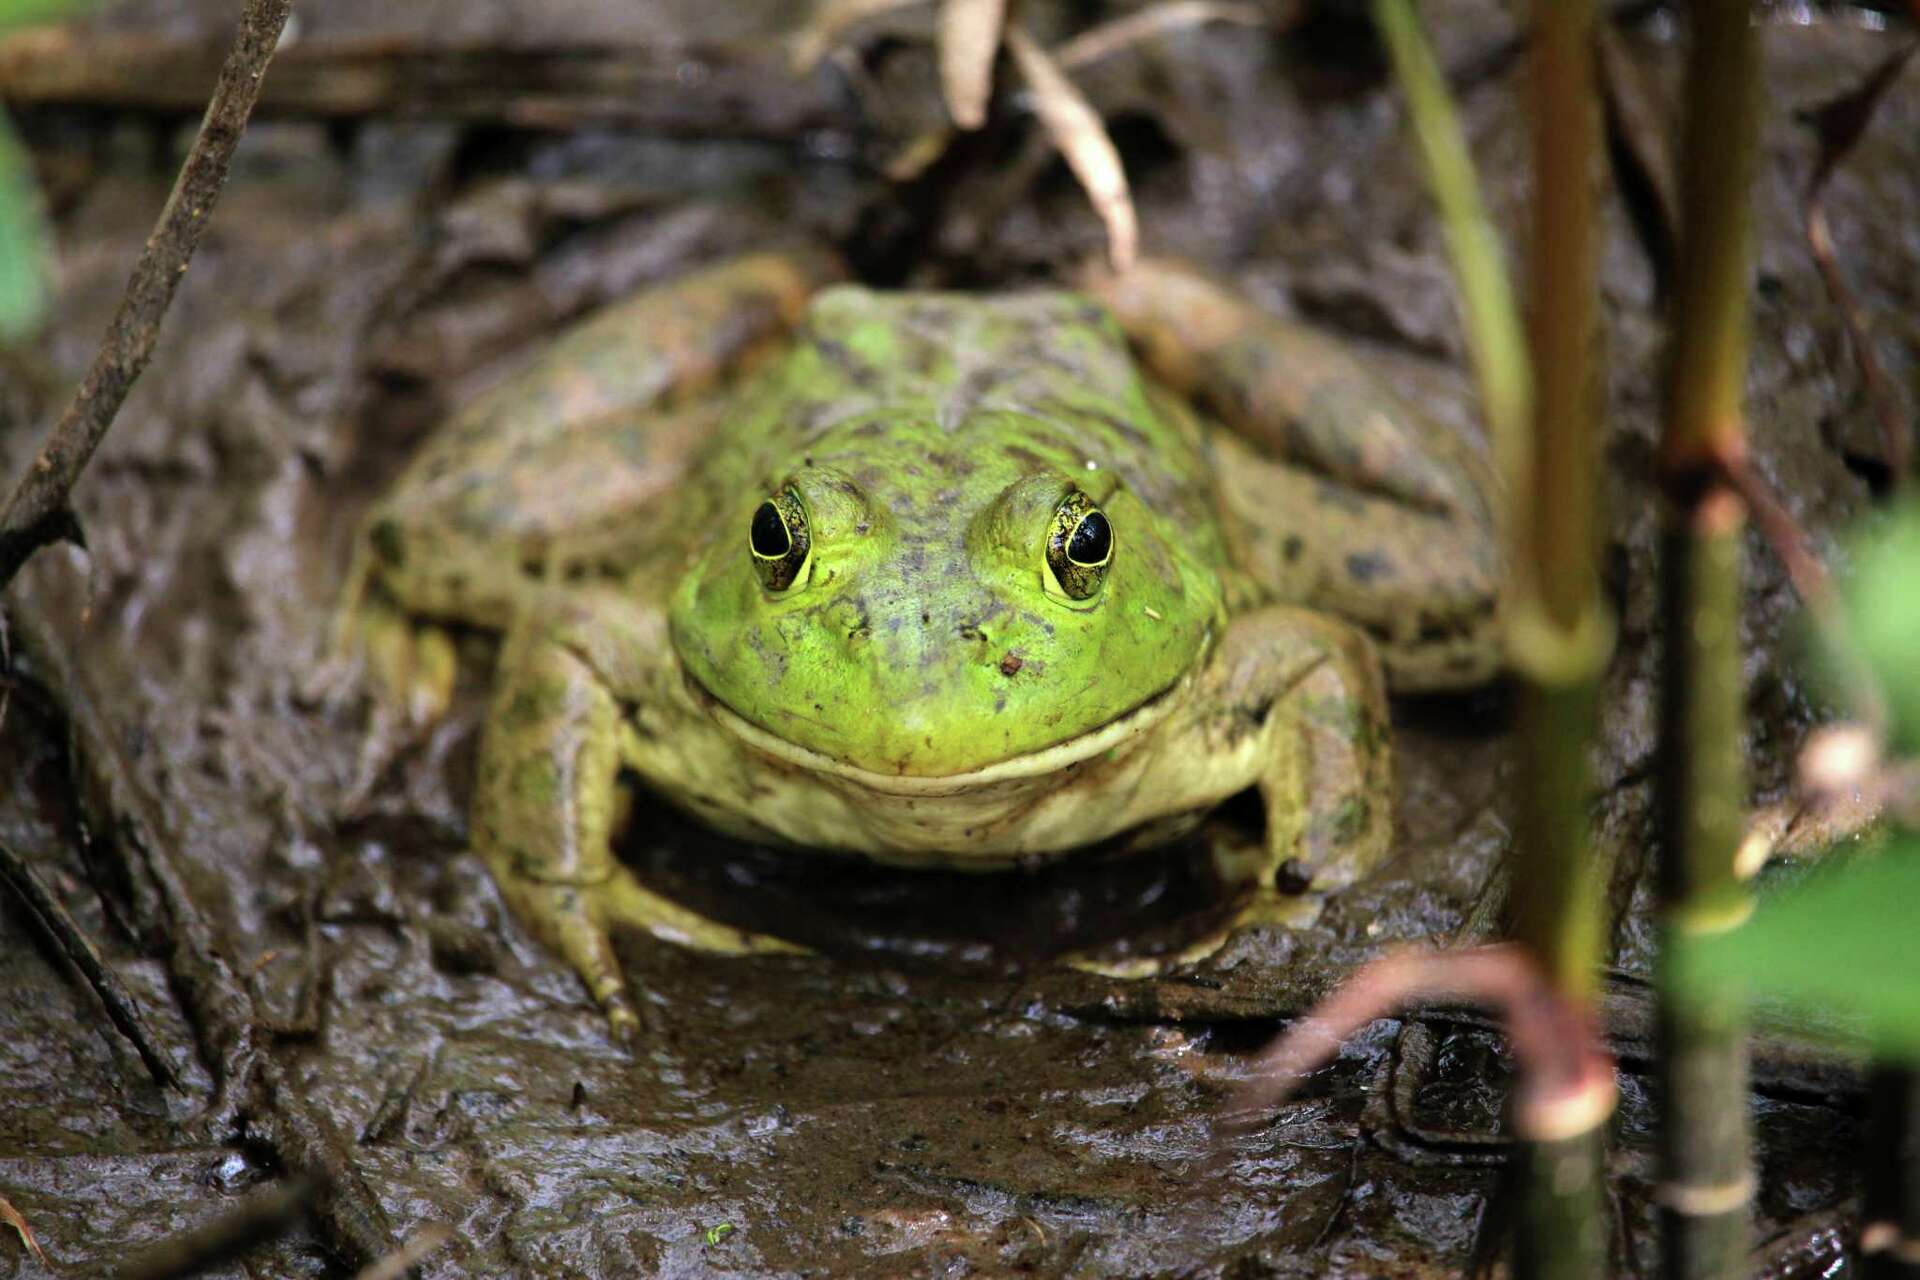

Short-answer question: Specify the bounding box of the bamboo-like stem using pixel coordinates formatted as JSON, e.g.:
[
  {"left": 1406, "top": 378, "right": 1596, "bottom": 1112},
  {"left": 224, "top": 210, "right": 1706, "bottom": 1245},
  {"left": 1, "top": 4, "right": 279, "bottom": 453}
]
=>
[
  {"left": 1375, "top": 2, "right": 1612, "bottom": 1274},
  {"left": 1509, "top": 3, "right": 1612, "bottom": 1275},
  {"left": 1661, "top": 4, "right": 1759, "bottom": 473},
  {"left": 1658, "top": 493, "right": 1752, "bottom": 1279},
  {"left": 1656, "top": 2, "right": 1762, "bottom": 1276},
  {"left": 1511, "top": 0, "right": 1608, "bottom": 1013}
]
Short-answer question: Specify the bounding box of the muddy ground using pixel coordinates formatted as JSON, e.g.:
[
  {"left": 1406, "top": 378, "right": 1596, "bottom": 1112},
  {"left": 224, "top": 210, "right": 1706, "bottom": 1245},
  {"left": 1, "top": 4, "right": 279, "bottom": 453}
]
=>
[{"left": 1, "top": 2, "right": 1916, "bottom": 1276}]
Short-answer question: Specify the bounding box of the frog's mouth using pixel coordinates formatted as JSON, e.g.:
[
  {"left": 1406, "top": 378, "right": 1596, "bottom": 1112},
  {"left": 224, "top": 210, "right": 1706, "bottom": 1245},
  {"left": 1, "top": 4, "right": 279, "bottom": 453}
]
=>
[{"left": 683, "top": 671, "right": 1188, "bottom": 794}]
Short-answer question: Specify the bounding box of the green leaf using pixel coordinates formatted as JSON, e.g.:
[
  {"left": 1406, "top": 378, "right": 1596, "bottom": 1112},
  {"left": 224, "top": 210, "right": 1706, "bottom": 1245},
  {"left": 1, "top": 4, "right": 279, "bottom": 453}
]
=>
[
  {"left": 1674, "top": 837, "right": 1920, "bottom": 1059},
  {"left": 0, "top": 116, "right": 49, "bottom": 339},
  {"left": 0, "top": 0, "right": 98, "bottom": 28},
  {"left": 1838, "top": 502, "right": 1920, "bottom": 754}
]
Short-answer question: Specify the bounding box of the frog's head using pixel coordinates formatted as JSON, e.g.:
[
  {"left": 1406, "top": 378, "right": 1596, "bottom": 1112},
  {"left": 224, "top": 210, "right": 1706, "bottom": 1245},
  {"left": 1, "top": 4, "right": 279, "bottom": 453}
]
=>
[{"left": 670, "top": 425, "right": 1223, "bottom": 777}]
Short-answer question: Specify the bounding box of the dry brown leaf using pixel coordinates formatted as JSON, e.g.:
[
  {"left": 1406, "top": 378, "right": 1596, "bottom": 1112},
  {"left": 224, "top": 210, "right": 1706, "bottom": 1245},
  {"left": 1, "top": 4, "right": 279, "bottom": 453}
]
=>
[
  {"left": 789, "top": 0, "right": 927, "bottom": 73},
  {"left": 1, "top": 1194, "right": 48, "bottom": 1266},
  {"left": 1006, "top": 24, "right": 1138, "bottom": 273},
  {"left": 1054, "top": 0, "right": 1267, "bottom": 71},
  {"left": 938, "top": 0, "right": 1006, "bottom": 129}
]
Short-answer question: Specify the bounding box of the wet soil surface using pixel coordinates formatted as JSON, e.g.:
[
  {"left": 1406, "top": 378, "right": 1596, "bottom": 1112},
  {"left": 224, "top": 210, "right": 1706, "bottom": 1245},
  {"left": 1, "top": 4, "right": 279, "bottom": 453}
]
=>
[{"left": 2, "top": 3, "right": 1915, "bottom": 1275}]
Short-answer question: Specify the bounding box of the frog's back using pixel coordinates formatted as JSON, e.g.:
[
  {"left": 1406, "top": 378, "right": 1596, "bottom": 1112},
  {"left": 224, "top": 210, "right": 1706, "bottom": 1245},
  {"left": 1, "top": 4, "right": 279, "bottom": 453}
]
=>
[{"left": 703, "top": 286, "right": 1226, "bottom": 564}]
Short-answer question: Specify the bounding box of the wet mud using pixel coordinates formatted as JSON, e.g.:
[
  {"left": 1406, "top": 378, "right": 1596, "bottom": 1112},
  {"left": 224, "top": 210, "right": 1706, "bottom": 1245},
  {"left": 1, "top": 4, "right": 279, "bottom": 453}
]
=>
[{"left": 2, "top": 3, "right": 1914, "bottom": 1275}]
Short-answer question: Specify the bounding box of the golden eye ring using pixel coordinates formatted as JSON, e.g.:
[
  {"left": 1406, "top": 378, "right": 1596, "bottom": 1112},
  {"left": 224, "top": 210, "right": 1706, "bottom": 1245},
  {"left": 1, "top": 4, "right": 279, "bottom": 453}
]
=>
[
  {"left": 749, "top": 485, "right": 811, "bottom": 592},
  {"left": 1045, "top": 488, "right": 1111, "bottom": 601}
]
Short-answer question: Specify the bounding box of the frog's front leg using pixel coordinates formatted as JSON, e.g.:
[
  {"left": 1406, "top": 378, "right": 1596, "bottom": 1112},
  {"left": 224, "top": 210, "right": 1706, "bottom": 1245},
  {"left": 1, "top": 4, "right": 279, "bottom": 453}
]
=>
[
  {"left": 474, "top": 591, "right": 796, "bottom": 1038},
  {"left": 1202, "top": 605, "right": 1394, "bottom": 906},
  {"left": 336, "top": 248, "right": 842, "bottom": 729},
  {"left": 1088, "top": 258, "right": 1501, "bottom": 691}
]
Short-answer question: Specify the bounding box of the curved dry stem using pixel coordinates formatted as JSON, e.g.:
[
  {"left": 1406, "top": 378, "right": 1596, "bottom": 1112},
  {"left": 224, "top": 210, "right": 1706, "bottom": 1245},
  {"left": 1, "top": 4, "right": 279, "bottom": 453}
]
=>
[{"left": 1221, "top": 945, "right": 1615, "bottom": 1145}]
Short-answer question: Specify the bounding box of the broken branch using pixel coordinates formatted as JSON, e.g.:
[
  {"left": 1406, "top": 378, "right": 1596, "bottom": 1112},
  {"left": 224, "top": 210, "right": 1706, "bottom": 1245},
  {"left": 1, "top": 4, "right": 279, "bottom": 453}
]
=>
[
  {"left": 0, "top": 0, "right": 293, "bottom": 592},
  {"left": 0, "top": 838, "right": 182, "bottom": 1091}
]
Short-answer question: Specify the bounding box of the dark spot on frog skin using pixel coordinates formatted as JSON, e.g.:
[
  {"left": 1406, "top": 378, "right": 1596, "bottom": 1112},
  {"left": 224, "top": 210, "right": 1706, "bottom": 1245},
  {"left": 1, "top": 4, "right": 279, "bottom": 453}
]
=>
[
  {"left": 1005, "top": 444, "right": 1051, "bottom": 473},
  {"left": 999, "top": 652, "right": 1024, "bottom": 677},
  {"left": 369, "top": 518, "right": 406, "bottom": 567},
  {"left": 1313, "top": 479, "right": 1369, "bottom": 516},
  {"left": 1225, "top": 693, "right": 1276, "bottom": 744},
  {"left": 814, "top": 338, "right": 877, "bottom": 388},
  {"left": 1274, "top": 859, "right": 1314, "bottom": 894},
  {"left": 1346, "top": 550, "right": 1393, "bottom": 583},
  {"left": 1281, "top": 535, "right": 1304, "bottom": 564}
]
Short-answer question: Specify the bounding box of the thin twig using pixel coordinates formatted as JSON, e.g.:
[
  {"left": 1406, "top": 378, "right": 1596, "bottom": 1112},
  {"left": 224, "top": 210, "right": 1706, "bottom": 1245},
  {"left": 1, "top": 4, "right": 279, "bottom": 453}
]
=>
[
  {"left": 1595, "top": 21, "right": 1679, "bottom": 296},
  {"left": 1799, "top": 41, "right": 1918, "bottom": 489},
  {"left": 1714, "top": 451, "right": 1886, "bottom": 730},
  {"left": 351, "top": 1224, "right": 453, "bottom": 1280},
  {"left": 11, "top": 601, "right": 397, "bottom": 1268},
  {"left": 0, "top": 0, "right": 293, "bottom": 592},
  {"left": 0, "top": 838, "right": 182, "bottom": 1091},
  {"left": 1053, "top": 1, "right": 1269, "bottom": 71},
  {"left": 113, "top": 1178, "right": 319, "bottom": 1280},
  {"left": 1712, "top": 455, "right": 1837, "bottom": 624}
]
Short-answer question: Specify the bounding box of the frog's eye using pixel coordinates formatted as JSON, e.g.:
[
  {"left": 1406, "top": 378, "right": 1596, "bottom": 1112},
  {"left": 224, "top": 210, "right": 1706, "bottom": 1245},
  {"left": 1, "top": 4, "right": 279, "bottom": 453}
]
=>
[
  {"left": 1044, "top": 488, "right": 1112, "bottom": 603},
  {"left": 749, "top": 486, "right": 812, "bottom": 593}
]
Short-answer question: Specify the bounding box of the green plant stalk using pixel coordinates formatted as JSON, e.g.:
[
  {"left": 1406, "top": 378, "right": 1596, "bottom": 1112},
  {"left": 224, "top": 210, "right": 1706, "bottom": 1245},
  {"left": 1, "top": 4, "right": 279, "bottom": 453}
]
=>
[
  {"left": 1657, "top": 498, "right": 1752, "bottom": 1280},
  {"left": 1377, "top": 1, "right": 1611, "bottom": 1274},
  {"left": 1511, "top": 0, "right": 1608, "bottom": 1009},
  {"left": 1509, "top": 2, "right": 1611, "bottom": 1275},
  {"left": 1371, "top": 0, "right": 1530, "bottom": 500},
  {"left": 1662, "top": 0, "right": 1759, "bottom": 473},
  {"left": 1657, "top": 2, "right": 1761, "bottom": 1275},
  {"left": 1518, "top": 1128, "right": 1610, "bottom": 1280}
]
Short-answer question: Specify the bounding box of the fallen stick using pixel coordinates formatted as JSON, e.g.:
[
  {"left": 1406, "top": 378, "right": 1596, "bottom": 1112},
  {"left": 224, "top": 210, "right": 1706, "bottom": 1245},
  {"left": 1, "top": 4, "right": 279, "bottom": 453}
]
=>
[{"left": 0, "top": 0, "right": 293, "bottom": 592}]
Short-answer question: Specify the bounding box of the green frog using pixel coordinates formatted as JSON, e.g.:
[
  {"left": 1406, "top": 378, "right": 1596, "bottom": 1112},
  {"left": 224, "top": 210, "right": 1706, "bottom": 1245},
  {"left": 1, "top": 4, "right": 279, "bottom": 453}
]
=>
[{"left": 343, "top": 249, "right": 1500, "bottom": 1036}]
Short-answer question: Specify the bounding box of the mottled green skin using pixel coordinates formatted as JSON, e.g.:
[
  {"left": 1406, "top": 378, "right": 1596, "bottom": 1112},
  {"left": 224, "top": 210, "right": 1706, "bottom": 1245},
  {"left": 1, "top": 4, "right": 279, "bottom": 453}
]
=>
[
  {"left": 672, "top": 288, "right": 1226, "bottom": 775},
  {"left": 345, "top": 252, "right": 1500, "bottom": 1035}
]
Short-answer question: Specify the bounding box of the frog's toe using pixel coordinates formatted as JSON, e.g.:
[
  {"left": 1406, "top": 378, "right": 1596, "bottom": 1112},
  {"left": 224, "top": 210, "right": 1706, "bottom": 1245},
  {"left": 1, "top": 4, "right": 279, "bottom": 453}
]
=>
[
  {"left": 504, "top": 877, "right": 651, "bottom": 1041},
  {"left": 333, "top": 606, "right": 460, "bottom": 808},
  {"left": 359, "top": 608, "right": 458, "bottom": 730},
  {"left": 593, "top": 868, "right": 808, "bottom": 958}
]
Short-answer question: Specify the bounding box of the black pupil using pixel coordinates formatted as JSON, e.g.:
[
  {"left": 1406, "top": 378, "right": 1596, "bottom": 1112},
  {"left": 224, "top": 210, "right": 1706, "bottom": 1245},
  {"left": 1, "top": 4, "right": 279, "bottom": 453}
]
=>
[
  {"left": 750, "top": 502, "right": 790, "bottom": 557},
  {"left": 1067, "top": 511, "right": 1111, "bottom": 565}
]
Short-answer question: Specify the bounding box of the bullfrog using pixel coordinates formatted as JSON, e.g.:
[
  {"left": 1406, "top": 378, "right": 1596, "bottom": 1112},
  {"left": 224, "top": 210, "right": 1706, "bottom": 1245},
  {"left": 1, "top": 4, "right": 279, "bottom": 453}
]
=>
[{"left": 343, "top": 249, "right": 1500, "bottom": 1036}]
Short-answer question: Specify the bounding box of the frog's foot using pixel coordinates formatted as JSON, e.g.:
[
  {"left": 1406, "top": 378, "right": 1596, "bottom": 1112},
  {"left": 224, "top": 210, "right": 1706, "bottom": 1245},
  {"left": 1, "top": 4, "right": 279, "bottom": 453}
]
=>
[
  {"left": 1060, "top": 833, "right": 1327, "bottom": 980},
  {"left": 326, "top": 584, "right": 460, "bottom": 807},
  {"left": 503, "top": 867, "right": 804, "bottom": 1040}
]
